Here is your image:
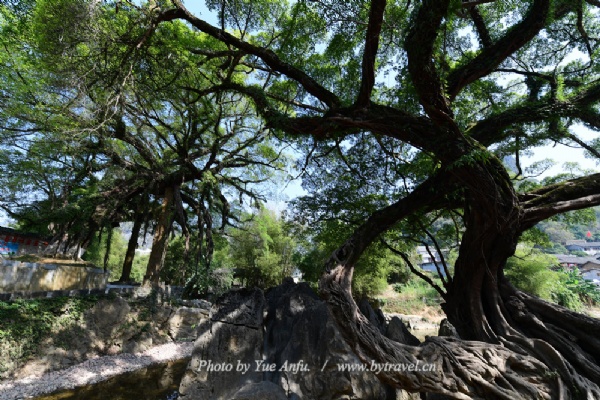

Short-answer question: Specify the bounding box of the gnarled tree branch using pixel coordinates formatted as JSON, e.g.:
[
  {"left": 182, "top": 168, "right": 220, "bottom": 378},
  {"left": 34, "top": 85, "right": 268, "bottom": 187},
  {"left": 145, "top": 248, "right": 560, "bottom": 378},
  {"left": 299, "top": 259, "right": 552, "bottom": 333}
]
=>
[
  {"left": 166, "top": 1, "right": 341, "bottom": 109},
  {"left": 404, "top": 0, "right": 456, "bottom": 127},
  {"left": 447, "top": 0, "right": 551, "bottom": 100},
  {"left": 356, "top": 0, "right": 386, "bottom": 107}
]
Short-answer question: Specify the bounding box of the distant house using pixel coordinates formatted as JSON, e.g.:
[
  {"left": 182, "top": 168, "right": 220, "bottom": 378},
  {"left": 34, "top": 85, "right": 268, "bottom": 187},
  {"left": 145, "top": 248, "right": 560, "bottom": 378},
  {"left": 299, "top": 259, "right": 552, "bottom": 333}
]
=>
[
  {"left": 555, "top": 254, "right": 600, "bottom": 286},
  {"left": 565, "top": 240, "right": 600, "bottom": 255},
  {"left": 0, "top": 226, "right": 48, "bottom": 256},
  {"left": 555, "top": 254, "right": 600, "bottom": 269},
  {"left": 416, "top": 245, "right": 447, "bottom": 277},
  {"left": 581, "top": 264, "right": 600, "bottom": 286}
]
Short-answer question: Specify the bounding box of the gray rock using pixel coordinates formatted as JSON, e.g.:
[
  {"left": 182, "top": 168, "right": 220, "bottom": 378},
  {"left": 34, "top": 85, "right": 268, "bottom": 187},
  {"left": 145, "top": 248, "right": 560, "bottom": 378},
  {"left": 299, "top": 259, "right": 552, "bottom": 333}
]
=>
[
  {"left": 182, "top": 298, "right": 212, "bottom": 310},
  {"left": 232, "top": 382, "right": 288, "bottom": 400},
  {"left": 437, "top": 319, "right": 459, "bottom": 338},
  {"left": 262, "top": 281, "right": 396, "bottom": 400},
  {"left": 167, "top": 307, "right": 207, "bottom": 341},
  {"left": 358, "top": 297, "right": 387, "bottom": 334},
  {"left": 152, "top": 306, "right": 175, "bottom": 326},
  {"left": 178, "top": 281, "right": 399, "bottom": 400},
  {"left": 398, "top": 390, "right": 425, "bottom": 400},
  {"left": 86, "top": 297, "right": 131, "bottom": 340},
  {"left": 426, "top": 393, "right": 455, "bottom": 400},
  {"left": 211, "top": 287, "right": 265, "bottom": 328},
  {"left": 177, "top": 288, "right": 265, "bottom": 400},
  {"left": 386, "top": 316, "right": 421, "bottom": 346}
]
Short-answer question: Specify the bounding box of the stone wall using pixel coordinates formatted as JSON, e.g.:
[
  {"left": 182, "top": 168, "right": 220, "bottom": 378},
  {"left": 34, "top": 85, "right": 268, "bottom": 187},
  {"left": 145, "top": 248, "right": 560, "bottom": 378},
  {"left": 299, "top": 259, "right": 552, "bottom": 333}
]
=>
[{"left": 0, "top": 260, "right": 108, "bottom": 293}]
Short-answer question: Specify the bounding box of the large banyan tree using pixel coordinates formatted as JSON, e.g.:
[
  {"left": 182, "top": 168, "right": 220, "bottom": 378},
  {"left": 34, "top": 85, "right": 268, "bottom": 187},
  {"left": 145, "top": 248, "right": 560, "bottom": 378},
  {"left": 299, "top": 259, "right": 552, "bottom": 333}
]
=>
[{"left": 17, "top": 0, "right": 600, "bottom": 397}]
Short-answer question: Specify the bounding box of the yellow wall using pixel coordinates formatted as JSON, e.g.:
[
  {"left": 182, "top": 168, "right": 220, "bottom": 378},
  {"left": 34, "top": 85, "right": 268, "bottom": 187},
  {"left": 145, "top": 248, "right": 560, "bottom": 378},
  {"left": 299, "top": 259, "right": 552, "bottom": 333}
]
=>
[{"left": 0, "top": 261, "right": 109, "bottom": 292}]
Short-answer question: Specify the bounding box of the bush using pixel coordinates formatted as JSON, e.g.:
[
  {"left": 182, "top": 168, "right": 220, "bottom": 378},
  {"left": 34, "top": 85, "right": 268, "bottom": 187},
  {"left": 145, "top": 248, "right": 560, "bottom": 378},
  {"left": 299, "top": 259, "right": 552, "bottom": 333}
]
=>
[
  {"left": 505, "top": 246, "right": 559, "bottom": 301},
  {"left": 505, "top": 244, "right": 600, "bottom": 311},
  {"left": 0, "top": 296, "right": 99, "bottom": 376},
  {"left": 552, "top": 284, "right": 583, "bottom": 311},
  {"left": 557, "top": 268, "right": 600, "bottom": 307}
]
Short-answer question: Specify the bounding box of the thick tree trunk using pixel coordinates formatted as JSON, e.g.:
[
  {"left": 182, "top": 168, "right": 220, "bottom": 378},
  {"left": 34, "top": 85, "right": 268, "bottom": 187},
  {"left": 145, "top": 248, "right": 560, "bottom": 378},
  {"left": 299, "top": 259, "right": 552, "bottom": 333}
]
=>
[
  {"left": 320, "top": 157, "right": 600, "bottom": 399},
  {"left": 143, "top": 186, "right": 175, "bottom": 287},
  {"left": 444, "top": 161, "right": 600, "bottom": 396},
  {"left": 119, "top": 208, "right": 144, "bottom": 283},
  {"left": 442, "top": 161, "right": 522, "bottom": 342}
]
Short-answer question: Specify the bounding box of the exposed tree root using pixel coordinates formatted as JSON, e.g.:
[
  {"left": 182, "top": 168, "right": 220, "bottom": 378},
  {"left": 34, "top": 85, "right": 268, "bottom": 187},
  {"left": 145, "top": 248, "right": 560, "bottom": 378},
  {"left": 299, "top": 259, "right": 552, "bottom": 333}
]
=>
[{"left": 321, "top": 264, "right": 600, "bottom": 399}]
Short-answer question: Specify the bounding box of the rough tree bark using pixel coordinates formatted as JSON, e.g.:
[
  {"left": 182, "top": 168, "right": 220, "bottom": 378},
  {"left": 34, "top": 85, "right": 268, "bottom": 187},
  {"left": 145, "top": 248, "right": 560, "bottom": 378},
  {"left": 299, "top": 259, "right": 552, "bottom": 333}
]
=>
[
  {"left": 143, "top": 186, "right": 175, "bottom": 286},
  {"left": 320, "top": 156, "right": 600, "bottom": 398}
]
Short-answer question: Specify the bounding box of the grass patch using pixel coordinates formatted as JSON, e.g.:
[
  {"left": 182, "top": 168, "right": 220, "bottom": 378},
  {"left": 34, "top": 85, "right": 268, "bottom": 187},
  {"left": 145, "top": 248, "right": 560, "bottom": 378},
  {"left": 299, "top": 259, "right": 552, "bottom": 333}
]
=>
[
  {"left": 379, "top": 280, "right": 444, "bottom": 316},
  {"left": 0, "top": 296, "right": 101, "bottom": 374}
]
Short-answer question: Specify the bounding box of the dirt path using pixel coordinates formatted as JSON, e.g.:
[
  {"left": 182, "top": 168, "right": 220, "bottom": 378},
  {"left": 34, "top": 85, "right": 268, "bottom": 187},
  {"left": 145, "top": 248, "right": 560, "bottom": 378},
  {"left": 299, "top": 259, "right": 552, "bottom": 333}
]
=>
[{"left": 0, "top": 342, "right": 194, "bottom": 400}]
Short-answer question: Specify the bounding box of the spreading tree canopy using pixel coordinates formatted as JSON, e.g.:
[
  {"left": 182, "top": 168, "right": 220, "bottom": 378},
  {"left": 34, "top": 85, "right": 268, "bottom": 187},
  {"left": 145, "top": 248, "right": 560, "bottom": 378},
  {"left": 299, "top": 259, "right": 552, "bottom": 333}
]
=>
[
  {"left": 0, "top": 1, "right": 285, "bottom": 285},
  {"left": 4, "top": 0, "right": 600, "bottom": 397}
]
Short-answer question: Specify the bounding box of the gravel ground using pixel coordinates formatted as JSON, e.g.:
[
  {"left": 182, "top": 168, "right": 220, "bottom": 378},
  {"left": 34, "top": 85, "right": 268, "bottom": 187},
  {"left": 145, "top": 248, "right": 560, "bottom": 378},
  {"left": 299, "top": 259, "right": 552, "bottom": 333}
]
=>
[{"left": 0, "top": 342, "right": 194, "bottom": 400}]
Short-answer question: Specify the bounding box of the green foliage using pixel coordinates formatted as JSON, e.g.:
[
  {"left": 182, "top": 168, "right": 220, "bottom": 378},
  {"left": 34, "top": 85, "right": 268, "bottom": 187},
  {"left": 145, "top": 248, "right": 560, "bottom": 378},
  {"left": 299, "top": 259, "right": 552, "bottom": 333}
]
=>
[
  {"left": 570, "top": 250, "right": 589, "bottom": 257},
  {"left": 1, "top": 0, "right": 287, "bottom": 280},
  {"left": 505, "top": 245, "right": 560, "bottom": 301},
  {"left": 185, "top": 266, "right": 233, "bottom": 299},
  {"left": 82, "top": 228, "right": 127, "bottom": 278},
  {"left": 392, "top": 279, "right": 440, "bottom": 301},
  {"left": 229, "top": 207, "right": 297, "bottom": 289},
  {"left": 158, "top": 232, "right": 233, "bottom": 296},
  {"left": 161, "top": 235, "right": 191, "bottom": 286},
  {"left": 536, "top": 207, "right": 600, "bottom": 244},
  {"left": 0, "top": 295, "right": 99, "bottom": 374},
  {"left": 294, "top": 219, "right": 408, "bottom": 298},
  {"left": 556, "top": 268, "right": 600, "bottom": 308},
  {"left": 520, "top": 227, "right": 552, "bottom": 248},
  {"left": 552, "top": 272, "right": 584, "bottom": 312},
  {"left": 506, "top": 244, "right": 600, "bottom": 311},
  {"left": 130, "top": 253, "right": 150, "bottom": 283},
  {"left": 449, "top": 147, "right": 493, "bottom": 170},
  {"left": 385, "top": 277, "right": 443, "bottom": 315}
]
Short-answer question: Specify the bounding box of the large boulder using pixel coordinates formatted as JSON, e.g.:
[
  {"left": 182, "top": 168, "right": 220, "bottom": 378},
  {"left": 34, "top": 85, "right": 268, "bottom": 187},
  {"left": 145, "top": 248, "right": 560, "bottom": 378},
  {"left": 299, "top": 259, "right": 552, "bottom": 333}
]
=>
[
  {"left": 232, "top": 382, "right": 289, "bottom": 400},
  {"left": 177, "top": 288, "right": 265, "bottom": 399},
  {"left": 386, "top": 316, "right": 421, "bottom": 346},
  {"left": 86, "top": 296, "right": 131, "bottom": 341},
  {"left": 167, "top": 306, "right": 209, "bottom": 341},
  {"left": 178, "top": 281, "right": 398, "bottom": 400},
  {"left": 263, "top": 281, "right": 396, "bottom": 399},
  {"left": 437, "top": 319, "right": 459, "bottom": 338},
  {"left": 358, "top": 297, "right": 387, "bottom": 334}
]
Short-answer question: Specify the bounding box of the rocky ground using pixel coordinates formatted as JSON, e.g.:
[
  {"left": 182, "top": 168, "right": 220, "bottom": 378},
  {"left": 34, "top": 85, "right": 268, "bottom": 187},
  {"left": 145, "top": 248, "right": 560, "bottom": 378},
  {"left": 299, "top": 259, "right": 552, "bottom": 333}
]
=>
[
  {"left": 1, "top": 293, "right": 209, "bottom": 380},
  {"left": 0, "top": 283, "right": 444, "bottom": 400},
  {"left": 0, "top": 291, "right": 211, "bottom": 400},
  {"left": 1, "top": 281, "right": 598, "bottom": 399},
  {"left": 0, "top": 341, "right": 194, "bottom": 400}
]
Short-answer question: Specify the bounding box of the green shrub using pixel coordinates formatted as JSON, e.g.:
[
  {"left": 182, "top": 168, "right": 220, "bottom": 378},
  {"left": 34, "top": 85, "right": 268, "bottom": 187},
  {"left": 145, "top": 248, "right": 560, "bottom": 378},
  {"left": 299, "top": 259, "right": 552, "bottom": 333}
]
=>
[
  {"left": 505, "top": 246, "right": 559, "bottom": 301},
  {"left": 0, "top": 296, "right": 100, "bottom": 374},
  {"left": 505, "top": 244, "right": 600, "bottom": 311},
  {"left": 556, "top": 268, "right": 600, "bottom": 307}
]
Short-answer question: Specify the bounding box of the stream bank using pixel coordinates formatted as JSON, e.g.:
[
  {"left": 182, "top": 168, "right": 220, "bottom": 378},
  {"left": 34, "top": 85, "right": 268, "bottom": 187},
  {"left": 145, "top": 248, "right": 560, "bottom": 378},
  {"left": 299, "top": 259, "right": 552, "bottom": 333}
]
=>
[{"left": 0, "top": 342, "right": 193, "bottom": 400}]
